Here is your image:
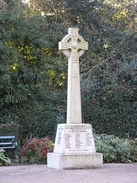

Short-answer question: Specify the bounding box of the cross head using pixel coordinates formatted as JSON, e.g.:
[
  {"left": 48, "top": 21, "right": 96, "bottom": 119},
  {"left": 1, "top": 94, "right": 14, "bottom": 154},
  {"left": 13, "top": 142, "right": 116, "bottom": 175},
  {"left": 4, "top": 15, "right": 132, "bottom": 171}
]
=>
[{"left": 59, "top": 28, "right": 88, "bottom": 60}]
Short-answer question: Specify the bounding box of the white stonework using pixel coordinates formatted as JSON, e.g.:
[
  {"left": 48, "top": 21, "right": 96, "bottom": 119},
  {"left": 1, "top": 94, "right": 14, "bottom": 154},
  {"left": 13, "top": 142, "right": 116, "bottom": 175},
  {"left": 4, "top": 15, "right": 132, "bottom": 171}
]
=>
[
  {"left": 47, "top": 28, "right": 103, "bottom": 169},
  {"left": 59, "top": 28, "right": 88, "bottom": 124},
  {"left": 53, "top": 124, "right": 96, "bottom": 154},
  {"left": 47, "top": 153, "right": 103, "bottom": 169}
]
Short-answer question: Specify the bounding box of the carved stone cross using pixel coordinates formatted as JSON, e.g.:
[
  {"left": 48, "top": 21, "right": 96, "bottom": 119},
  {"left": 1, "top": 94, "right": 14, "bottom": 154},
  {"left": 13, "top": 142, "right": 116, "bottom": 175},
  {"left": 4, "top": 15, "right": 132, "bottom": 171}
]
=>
[{"left": 59, "top": 28, "right": 88, "bottom": 124}]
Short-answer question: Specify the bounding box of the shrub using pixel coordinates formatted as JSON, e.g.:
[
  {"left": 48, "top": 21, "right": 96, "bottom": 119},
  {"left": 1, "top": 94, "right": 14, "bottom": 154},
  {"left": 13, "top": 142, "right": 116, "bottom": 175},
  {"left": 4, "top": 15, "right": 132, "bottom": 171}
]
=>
[
  {"left": 129, "top": 139, "right": 137, "bottom": 162},
  {"left": 94, "top": 133, "right": 136, "bottom": 163},
  {"left": 0, "top": 150, "right": 11, "bottom": 166},
  {"left": 21, "top": 136, "right": 54, "bottom": 164}
]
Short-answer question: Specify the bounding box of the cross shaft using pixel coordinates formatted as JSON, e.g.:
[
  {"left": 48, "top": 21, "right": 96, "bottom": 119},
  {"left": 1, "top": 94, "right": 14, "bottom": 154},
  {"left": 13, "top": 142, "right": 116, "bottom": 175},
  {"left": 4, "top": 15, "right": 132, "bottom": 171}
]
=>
[{"left": 59, "top": 28, "right": 88, "bottom": 124}]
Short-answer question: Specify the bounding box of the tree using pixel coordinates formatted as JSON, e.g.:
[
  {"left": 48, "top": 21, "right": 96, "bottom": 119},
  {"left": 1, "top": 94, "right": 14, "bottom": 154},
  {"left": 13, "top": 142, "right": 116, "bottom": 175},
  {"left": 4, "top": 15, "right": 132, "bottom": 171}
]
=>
[
  {"left": 0, "top": 0, "right": 136, "bottom": 140},
  {"left": 0, "top": 0, "right": 67, "bottom": 139}
]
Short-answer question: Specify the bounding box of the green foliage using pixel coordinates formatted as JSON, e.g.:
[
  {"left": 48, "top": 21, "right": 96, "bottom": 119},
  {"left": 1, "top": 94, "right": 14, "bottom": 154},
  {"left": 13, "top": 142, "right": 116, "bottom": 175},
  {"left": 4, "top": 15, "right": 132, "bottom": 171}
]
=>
[
  {"left": 21, "top": 136, "right": 54, "bottom": 164},
  {"left": 0, "top": 0, "right": 67, "bottom": 139},
  {"left": 0, "top": 0, "right": 136, "bottom": 141},
  {"left": 79, "top": 0, "right": 137, "bottom": 139},
  {"left": 82, "top": 57, "right": 137, "bottom": 138},
  {"left": 22, "top": 88, "right": 66, "bottom": 140},
  {"left": 94, "top": 133, "right": 137, "bottom": 163},
  {"left": 129, "top": 139, "right": 137, "bottom": 162},
  {"left": 0, "top": 123, "right": 18, "bottom": 136},
  {"left": 0, "top": 150, "right": 11, "bottom": 166}
]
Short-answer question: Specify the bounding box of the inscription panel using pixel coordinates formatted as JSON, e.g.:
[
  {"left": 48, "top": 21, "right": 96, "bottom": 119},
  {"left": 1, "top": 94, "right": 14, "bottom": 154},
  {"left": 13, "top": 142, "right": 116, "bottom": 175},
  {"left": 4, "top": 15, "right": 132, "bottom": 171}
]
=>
[
  {"left": 54, "top": 124, "right": 96, "bottom": 154},
  {"left": 64, "top": 125, "right": 95, "bottom": 153},
  {"left": 54, "top": 125, "right": 64, "bottom": 153},
  {"left": 65, "top": 133, "right": 71, "bottom": 149},
  {"left": 57, "top": 126, "right": 64, "bottom": 145}
]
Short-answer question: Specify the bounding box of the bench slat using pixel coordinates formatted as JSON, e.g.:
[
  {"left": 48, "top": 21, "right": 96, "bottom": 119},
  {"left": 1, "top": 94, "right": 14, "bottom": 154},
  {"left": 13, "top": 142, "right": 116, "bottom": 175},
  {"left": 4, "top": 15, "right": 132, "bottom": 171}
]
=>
[
  {"left": 1, "top": 146, "right": 16, "bottom": 149},
  {"left": 0, "top": 142, "right": 13, "bottom": 145},
  {"left": 0, "top": 136, "right": 15, "bottom": 139},
  {"left": 0, "top": 135, "right": 18, "bottom": 159}
]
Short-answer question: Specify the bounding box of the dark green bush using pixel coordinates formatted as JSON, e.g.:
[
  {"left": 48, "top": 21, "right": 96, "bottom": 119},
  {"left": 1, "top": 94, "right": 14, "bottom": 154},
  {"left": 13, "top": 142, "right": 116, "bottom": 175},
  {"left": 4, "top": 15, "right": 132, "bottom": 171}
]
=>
[
  {"left": 94, "top": 133, "right": 137, "bottom": 163},
  {"left": 129, "top": 139, "right": 137, "bottom": 162},
  {"left": 0, "top": 0, "right": 136, "bottom": 142}
]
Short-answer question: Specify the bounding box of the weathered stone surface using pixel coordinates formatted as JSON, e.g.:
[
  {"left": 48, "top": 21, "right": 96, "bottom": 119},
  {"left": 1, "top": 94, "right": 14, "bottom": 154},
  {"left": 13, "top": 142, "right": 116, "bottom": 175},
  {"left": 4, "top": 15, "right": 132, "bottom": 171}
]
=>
[
  {"left": 59, "top": 28, "right": 88, "bottom": 124},
  {"left": 47, "top": 153, "right": 103, "bottom": 169},
  {"left": 47, "top": 28, "right": 103, "bottom": 169},
  {"left": 53, "top": 124, "right": 96, "bottom": 154}
]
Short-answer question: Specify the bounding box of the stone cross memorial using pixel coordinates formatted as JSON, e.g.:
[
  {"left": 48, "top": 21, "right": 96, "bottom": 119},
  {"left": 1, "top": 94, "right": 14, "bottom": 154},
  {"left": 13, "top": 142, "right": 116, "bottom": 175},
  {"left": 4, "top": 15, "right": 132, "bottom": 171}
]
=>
[
  {"left": 59, "top": 28, "right": 88, "bottom": 124},
  {"left": 47, "top": 28, "right": 103, "bottom": 169}
]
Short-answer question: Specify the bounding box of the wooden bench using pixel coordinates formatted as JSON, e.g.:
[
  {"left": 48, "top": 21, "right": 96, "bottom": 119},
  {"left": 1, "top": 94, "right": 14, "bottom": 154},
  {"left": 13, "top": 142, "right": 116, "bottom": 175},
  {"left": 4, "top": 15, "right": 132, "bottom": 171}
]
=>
[{"left": 0, "top": 136, "right": 18, "bottom": 159}]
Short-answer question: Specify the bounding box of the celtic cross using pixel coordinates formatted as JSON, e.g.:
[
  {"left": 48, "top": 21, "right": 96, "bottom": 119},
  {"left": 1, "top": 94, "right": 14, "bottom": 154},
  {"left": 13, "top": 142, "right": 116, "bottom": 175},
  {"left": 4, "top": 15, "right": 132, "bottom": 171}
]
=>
[{"left": 59, "top": 28, "right": 88, "bottom": 124}]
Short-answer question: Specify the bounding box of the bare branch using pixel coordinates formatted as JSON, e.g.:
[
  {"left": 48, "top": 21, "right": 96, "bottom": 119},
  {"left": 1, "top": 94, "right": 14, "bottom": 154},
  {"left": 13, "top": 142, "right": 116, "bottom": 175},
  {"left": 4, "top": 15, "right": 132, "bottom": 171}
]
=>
[{"left": 87, "top": 54, "right": 118, "bottom": 76}]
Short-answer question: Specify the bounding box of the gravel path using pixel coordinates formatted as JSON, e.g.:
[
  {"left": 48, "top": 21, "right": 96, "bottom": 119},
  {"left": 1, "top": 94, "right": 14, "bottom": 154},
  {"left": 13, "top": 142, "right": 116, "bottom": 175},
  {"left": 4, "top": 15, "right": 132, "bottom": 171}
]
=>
[{"left": 0, "top": 163, "right": 137, "bottom": 183}]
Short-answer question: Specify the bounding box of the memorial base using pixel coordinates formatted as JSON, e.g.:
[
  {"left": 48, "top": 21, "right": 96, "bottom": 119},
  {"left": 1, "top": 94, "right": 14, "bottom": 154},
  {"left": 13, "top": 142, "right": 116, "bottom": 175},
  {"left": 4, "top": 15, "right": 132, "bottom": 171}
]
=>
[
  {"left": 47, "top": 124, "right": 103, "bottom": 169},
  {"left": 47, "top": 153, "right": 103, "bottom": 169}
]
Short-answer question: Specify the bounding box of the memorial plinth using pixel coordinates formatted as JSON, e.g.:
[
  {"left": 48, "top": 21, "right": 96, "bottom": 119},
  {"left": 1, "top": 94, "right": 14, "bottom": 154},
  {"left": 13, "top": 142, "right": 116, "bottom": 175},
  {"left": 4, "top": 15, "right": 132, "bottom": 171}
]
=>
[
  {"left": 47, "top": 124, "right": 103, "bottom": 169},
  {"left": 47, "top": 28, "right": 103, "bottom": 169}
]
